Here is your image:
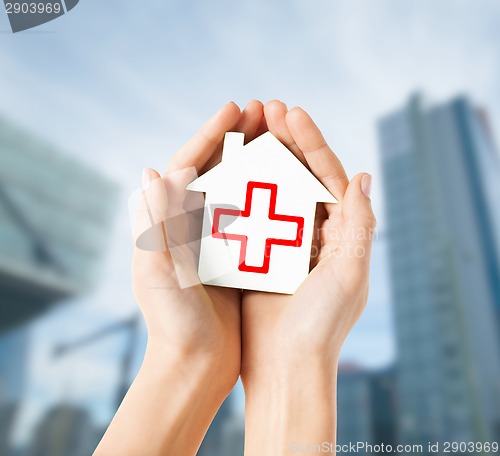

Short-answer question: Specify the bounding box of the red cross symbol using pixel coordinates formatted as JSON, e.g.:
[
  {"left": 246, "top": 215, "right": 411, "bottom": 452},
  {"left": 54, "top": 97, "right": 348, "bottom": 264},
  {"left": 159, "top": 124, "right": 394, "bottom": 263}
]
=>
[{"left": 212, "top": 181, "right": 304, "bottom": 274}]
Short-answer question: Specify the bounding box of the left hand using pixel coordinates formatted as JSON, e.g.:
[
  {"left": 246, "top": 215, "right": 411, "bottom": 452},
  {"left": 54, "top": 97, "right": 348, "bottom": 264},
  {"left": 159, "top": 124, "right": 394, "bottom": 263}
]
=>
[
  {"left": 95, "top": 101, "right": 267, "bottom": 456},
  {"left": 132, "top": 101, "right": 266, "bottom": 391}
]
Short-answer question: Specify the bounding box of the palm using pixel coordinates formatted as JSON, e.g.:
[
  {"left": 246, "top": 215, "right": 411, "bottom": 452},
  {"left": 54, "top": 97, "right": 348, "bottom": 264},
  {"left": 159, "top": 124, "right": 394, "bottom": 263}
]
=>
[{"left": 133, "top": 251, "right": 241, "bottom": 355}]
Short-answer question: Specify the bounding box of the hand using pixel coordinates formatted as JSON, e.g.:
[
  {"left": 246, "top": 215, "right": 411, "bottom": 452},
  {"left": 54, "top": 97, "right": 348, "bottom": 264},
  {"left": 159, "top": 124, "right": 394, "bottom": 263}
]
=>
[
  {"left": 96, "top": 101, "right": 266, "bottom": 456},
  {"left": 133, "top": 100, "right": 266, "bottom": 388},
  {"left": 241, "top": 101, "right": 376, "bottom": 454}
]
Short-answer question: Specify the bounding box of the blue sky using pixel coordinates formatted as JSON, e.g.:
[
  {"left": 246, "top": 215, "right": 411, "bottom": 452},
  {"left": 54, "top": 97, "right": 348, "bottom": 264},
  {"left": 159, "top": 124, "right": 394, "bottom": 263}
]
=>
[{"left": 1, "top": 0, "right": 499, "bottom": 443}]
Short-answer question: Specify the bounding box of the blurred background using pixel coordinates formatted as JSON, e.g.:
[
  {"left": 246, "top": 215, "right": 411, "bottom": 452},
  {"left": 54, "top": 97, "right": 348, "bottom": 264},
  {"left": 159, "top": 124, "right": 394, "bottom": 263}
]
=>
[{"left": 0, "top": 1, "right": 499, "bottom": 455}]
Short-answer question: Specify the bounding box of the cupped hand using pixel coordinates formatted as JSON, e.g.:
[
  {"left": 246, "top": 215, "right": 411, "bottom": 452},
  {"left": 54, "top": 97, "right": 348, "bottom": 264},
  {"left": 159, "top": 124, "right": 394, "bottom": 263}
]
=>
[
  {"left": 241, "top": 100, "right": 376, "bottom": 382},
  {"left": 132, "top": 100, "right": 265, "bottom": 392}
]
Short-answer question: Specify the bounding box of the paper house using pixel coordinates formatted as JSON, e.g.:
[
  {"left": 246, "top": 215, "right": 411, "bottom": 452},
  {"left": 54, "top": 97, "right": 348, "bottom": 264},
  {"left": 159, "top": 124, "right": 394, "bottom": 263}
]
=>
[{"left": 186, "top": 132, "right": 337, "bottom": 294}]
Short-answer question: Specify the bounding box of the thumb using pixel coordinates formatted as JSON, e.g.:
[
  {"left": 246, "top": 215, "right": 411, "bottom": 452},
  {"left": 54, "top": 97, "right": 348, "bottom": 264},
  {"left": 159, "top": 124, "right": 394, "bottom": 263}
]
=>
[
  {"left": 133, "top": 168, "right": 170, "bottom": 253},
  {"left": 343, "top": 173, "right": 376, "bottom": 227},
  {"left": 132, "top": 168, "right": 201, "bottom": 290},
  {"left": 338, "top": 173, "right": 377, "bottom": 275}
]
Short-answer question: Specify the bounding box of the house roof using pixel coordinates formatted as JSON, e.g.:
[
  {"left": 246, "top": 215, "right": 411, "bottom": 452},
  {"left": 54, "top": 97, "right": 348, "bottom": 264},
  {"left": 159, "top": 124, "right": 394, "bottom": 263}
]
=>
[{"left": 187, "top": 131, "right": 337, "bottom": 203}]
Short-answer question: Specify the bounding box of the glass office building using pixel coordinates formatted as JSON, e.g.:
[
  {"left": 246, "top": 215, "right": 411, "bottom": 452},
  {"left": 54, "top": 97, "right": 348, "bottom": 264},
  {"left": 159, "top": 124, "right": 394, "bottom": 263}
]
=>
[
  {"left": 337, "top": 364, "right": 396, "bottom": 449},
  {"left": 378, "top": 94, "right": 500, "bottom": 446},
  {"left": 0, "top": 116, "right": 118, "bottom": 454},
  {"left": 0, "top": 116, "right": 118, "bottom": 332}
]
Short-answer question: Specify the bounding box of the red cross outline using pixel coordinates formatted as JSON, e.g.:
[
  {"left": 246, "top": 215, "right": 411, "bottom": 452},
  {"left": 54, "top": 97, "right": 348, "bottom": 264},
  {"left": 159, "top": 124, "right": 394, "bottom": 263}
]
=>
[{"left": 212, "top": 181, "right": 304, "bottom": 274}]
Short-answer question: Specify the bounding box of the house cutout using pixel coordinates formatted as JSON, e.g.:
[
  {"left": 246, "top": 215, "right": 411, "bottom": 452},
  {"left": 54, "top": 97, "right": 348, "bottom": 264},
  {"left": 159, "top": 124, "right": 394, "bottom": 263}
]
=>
[{"left": 186, "top": 131, "right": 337, "bottom": 294}]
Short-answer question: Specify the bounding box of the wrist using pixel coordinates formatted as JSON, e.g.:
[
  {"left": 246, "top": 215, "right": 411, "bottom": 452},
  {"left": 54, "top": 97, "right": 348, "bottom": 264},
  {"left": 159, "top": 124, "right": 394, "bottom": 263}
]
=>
[
  {"left": 241, "top": 343, "right": 340, "bottom": 385},
  {"left": 242, "top": 356, "right": 339, "bottom": 456},
  {"left": 97, "top": 337, "right": 235, "bottom": 456},
  {"left": 144, "top": 339, "right": 239, "bottom": 397},
  {"left": 242, "top": 353, "right": 338, "bottom": 399}
]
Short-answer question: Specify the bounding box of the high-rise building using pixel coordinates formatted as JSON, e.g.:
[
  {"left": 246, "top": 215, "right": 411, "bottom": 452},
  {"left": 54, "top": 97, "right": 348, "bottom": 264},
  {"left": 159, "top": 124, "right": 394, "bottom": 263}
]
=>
[
  {"left": 25, "top": 404, "right": 99, "bottom": 456},
  {"left": 337, "top": 363, "right": 396, "bottom": 448},
  {"left": 198, "top": 394, "right": 239, "bottom": 456},
  {"left": 378, "top": 94, "right": 500, "bottom": 446},
  {"left": 0, "top": 116, "right": 118, "bottom": 455},
  {"left": 0, "top": 328, "right": 29, "bottom": 403},
  {"left": 0, "top": 328, "right": 29, "bottom": 456},
  {"left": 0, "top": 116, "right": 118, "bottom": 332}
]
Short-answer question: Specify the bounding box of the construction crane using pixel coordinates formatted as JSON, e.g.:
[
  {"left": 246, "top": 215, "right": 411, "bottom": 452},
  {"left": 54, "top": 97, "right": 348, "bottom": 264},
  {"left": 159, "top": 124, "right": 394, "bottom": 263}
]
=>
[{"left": 53, "top": 313, "right": 141, "bottom": 410}]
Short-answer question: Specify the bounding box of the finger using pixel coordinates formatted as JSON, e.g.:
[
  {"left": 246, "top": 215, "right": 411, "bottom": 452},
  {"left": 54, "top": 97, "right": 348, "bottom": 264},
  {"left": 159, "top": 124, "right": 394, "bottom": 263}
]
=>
[
  {"left": 338, "top": 173, "right": 376, "bottom": 274},
  {"left": 286, "top": 107, "right": 349, "bottom": 204},
  {"left": 143, "top": 168, "right": 204, "bottom": 289},
  {"left": 166, "top": 102, "right": 241, "bottom": 174},
  {"left": 133, "top": 168, "right": 170, "bottom": 254},
  {"left": 254, "top": 113, "right": 268, "bottom": 137},
  {"left": 235, "top": 99, "right": 264, "bottom": 142},
  {"left": 201, "top": 100, "right": 263, "bottom": 174},
  {"left": 263, "top": 100, "right": 307, "bottom": 165}
]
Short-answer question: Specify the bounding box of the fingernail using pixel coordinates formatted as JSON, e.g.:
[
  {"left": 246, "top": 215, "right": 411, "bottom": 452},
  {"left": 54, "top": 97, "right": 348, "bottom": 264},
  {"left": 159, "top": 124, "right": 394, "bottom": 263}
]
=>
[
  {"left": 142, "top": 168, "right": 153, "bottom": 190},
  {"left": 362, "top": 174, "right": 372, "bottom": 198}
]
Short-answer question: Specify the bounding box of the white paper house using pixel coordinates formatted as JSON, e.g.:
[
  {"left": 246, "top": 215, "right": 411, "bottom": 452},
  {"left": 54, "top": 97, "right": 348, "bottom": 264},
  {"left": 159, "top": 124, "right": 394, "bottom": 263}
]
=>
[{"left": 186, "top": 132, "right": 337, "bottom": 294}]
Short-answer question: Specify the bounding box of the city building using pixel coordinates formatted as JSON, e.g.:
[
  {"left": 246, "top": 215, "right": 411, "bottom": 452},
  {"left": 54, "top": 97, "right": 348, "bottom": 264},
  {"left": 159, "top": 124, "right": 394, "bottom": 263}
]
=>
[
  {"left": 0, "top": 116, "right": 118, "bottom": 332},
  {"left": 25, "top": 404, "right": 99, "bottom": 456},
  {"left": 198, "top": 393, "right": 241, "bottom": 456},
  {"left": 0, "top": 116, "right": 118, "bottom": 455},
  {"left": 0, "top": 327, "right": 30, "bottom": 456},
  {"left": 219, "top": 409, "right": 244, "bottom": 456},
  {"left": 337, "top": 363, "right": 396, "bottom": 449},
  {"left": 378, "top": 94, "right": 500, "bottom": 446}
]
